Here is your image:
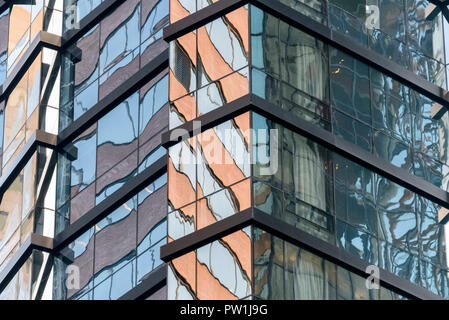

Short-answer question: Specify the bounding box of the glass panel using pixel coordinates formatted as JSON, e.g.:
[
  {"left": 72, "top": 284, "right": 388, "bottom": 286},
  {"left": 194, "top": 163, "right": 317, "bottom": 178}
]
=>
[
  {"left": 196, "top": 228, "right": 252, "bottom": 299},
  {"left": 55, "top": 227, "right": 95, "bottom": 299},
  {"left": 94, "top": 197, "right": 137, "bottom": 284},
  {"left": 279, "top": 20, "right": 329, "bottom": 103},
  {"left": 330, "top": 48, "right": 371, "bottom": 124},
  {"left": 197, "top": 6, "right": 248, "bottom": 86},
  {"left": 169, "top": 31, "right": 196, "bottom": 101}
]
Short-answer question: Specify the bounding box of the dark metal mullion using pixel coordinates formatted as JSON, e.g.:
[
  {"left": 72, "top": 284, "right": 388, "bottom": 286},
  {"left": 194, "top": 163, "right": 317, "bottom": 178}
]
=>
[
  {"left": 0, "top": 1, "right": 8, "bottom": 14},
  {"left": 163, "top": 0, "right": 250, "bottom": 42},
  {"left": 61, "top": 0, "right": 127, "bottom": 48},
  {"left": 53, "top": 156, "right": 167, "bottom": 251},
  {"left": 57, "top": 49, "right": 168, "bottom": 149},
  {"left": 252, "top": 0, "right": 449, "bottom": 109},
  {"left": 162, "top": 0, "right": 449, "bottom": 112},
  {"left": 118, "top": 264, "right": 167, "bottom": 300},
  {"left": 160, "top": 206, "right": 441, "bottom": 300}
]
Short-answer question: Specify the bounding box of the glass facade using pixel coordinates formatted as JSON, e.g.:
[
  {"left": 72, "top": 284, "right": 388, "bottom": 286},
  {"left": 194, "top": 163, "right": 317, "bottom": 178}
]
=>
[
  {"left": 0, "top": 0, "right": 171, "bottom": 301},
  {"left": 0, "top": 9, "right": 9, "bottom": 87},
  {"left": 278, "top": 0, "right": 446, "bottom": 88},
  {"left": 251, "top": 6, "right": 449, "bottom": 193},
  {"left": 54, "top": 175, "right": 167, "bottom": 300},
  {"left": 165, "top": 2, "right": 449, "bottom": 301},
  {"left": 169, "top": 5, "right": 249, "bottom": 128},
  {"left": 60, "top": 0, "right": 169, "bottom": 130},
  {"left": 168, "top": 112, "right": 251, "bottom": 240},
  {"left": 0, "top": 0, "right": 448, "bottom": 302},
  {"left": 253, "top": 112, "right": 449, "bottom": 298},
  {"left": 168, "top": 226, "right": 409, "bottom": 300},
  {"left": 56, "top": 72, "right": 168, "bottom": 231}
]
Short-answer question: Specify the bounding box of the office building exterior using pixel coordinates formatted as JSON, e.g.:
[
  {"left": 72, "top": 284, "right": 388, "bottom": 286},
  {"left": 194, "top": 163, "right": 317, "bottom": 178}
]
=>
[{"left": 0, "top": 0, "right": 448, "bottom": 300}]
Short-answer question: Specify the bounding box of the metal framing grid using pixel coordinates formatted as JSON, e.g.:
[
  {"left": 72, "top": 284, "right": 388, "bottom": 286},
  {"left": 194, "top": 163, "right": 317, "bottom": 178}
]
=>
[
  {"left": 57, "top": 49, "right": 169, "bottom": 149},
  {"left": 61, "top": 0, "right": 127, "bottom": 49},
  {"left": 0, "top": 32, "right": 61, "bottom": 102},
  {"left": 160, "top": 207, "right": 442, "bottom": 300},
  {"left": 53, "top": 155, "right": 167, "bottom": 251},
  {"left": 0, "top": 0, "right": 169, "bottom": 301},
  {"left": 118, "top": 265, "right": 167, "bottom": 300},
  {"left": 163, "top": 0, "right": 449, "bottom": 113},
  {"left": 1, "top": 0, "right": 448, "bottom": 301},
  {"left": 156, "top": 0, "right": 449, "bottom": 301},
  {"left": 0, "top": 233, "right": 53, "bottom": 294},
  {"left": 162, "top": 94, "right": 449, "bottom": 217}
]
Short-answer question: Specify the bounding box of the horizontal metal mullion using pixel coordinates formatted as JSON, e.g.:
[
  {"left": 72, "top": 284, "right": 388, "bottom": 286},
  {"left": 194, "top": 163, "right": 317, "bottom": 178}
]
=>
[
  {"left": 53, "top": 156, "right": 167, "bottom": 251},
  {"left": 119, "top": 265, "right": 167, "bottom": 300},
  {"left": 0, "top": 31, "right": 61, "bottom": 102},
  {"left": 161, "top": 94, "right": 252, "bottom": 148},
  {"left": 57, "top": 49, "right": 168, "bottom": 149},
  {"left": 160, "top": 208, "right": 253, "bottom": 262},
  {"left": 163, "top": 0, "right": 249, "bottom": 42},
  {"left": 251, "top": 208, "right": 442, "bottom": 300},
  {"left": 0, "top": 233, "right": 53, "bottom": 295},
  {"left": 61, "top": 0, "right": 126, "bottom": 48},
  {"left": 162, "top": 94, "right": 449, "bottom": 214},
  {"left": 0, "top": 130, "right": 57, "bottom": 197}
]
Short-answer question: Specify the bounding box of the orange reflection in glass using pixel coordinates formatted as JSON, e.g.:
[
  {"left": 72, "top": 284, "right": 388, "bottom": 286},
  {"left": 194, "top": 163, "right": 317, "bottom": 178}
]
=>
[
  {"left": 30, "top": 10, "right": 43, "bottom": 42},
  {"left": 222, "top": 230, "right": 252, "bottom": 282},
  {"left": 197, "top": 6, "right": 248, "bottom": 83},
  {"left": 197, "top": 261, "right": 238, "bottom": 300},
  {"left": 234, "top": 112, "right": 251, "bottom": 146},
  {"left": 218, "top": 70, "right": 249, "bottom": 103},
  {"left": 197, "top": 179, "right": 251, "bottom": 230},
  {"left": 8, "top": 5, "right": 30, "bottom": 56},
  {"left": 170, "top": 0, "right": 192, "bottom": 24},
  {"left": 171, "top": 251, "right": 197, "bottom": 296},
  {"left": 168, "top": 138, "right": 196, "bottom": 210}
]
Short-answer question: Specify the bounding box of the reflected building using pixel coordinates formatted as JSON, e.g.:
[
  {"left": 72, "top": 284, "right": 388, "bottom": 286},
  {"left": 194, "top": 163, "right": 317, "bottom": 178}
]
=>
[{"left": 0, "top": 0, "right": 449, "bottom": 300}]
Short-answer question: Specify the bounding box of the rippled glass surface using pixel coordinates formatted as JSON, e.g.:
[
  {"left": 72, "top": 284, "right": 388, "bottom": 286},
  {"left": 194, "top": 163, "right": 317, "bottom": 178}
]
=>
[
  {"left": 168, "top": 113, "right": 251, "bottom": 239},
  {"left": 168, "top": 227, "right": 410, "bottom": 300},
  {"left": 254, "top": 220, "right": 410, "bottom": 301},
  {"left": 60, "top": 0, "right": 169, "bottom": 130},
  {"left": 169, "top": 6, "right": 249, "bottom": 129},
  {"left": 54, "top": 175, "right": 167, "bottom": 300},
  {"left": 252, "top": 112, "right": 449, "bottom": 298},
  {"left": 6, "top": 1, "right": 62, "bottom": 76},
  {"left": 275, "top": 0, "right": 446, "bottom": 87},
  {"left": 168, "top": 227, "right": 252, "bottom": 300}
]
